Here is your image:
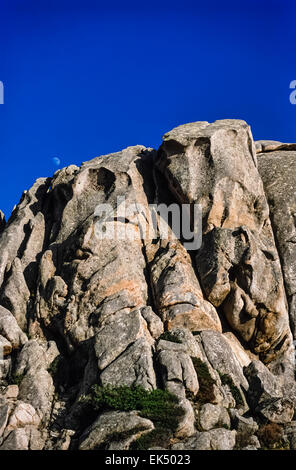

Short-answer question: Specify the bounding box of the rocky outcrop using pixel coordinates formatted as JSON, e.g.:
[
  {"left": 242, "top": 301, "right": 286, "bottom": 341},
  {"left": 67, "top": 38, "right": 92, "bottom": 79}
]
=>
[
  {"left": 156, "top": 120, "right": 292, "bottom": 365},
  {"left": 257, "top": 145, "right": 296, "bottom": 337},
  {"left": 0, "top": 119, "right": 295, "bottom": 451},
  {"left": 79, "top": 411, "right": 154, "bottom": 450}
]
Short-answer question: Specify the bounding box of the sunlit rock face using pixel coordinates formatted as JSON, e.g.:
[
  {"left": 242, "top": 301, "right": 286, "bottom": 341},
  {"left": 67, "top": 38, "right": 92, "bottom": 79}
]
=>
[
  {"left": 0, "top": 120, "right": 295, "bottom": 451},
  {"left": 156, "top": 120, "right": 292, "bottom": 364},
  {"left": 257, "top": 144, "right": 296, "bottom": 338}
]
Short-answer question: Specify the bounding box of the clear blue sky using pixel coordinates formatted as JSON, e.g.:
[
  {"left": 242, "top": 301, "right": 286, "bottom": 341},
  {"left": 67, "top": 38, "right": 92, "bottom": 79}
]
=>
[{"left": 0, "top": 0, "right": 296, "bottom": 218}]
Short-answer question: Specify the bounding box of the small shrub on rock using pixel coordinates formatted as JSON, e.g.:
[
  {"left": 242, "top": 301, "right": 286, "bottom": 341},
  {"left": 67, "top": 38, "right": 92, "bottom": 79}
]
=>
[
  {"left": 85, "top": 385, "right": 183, "bottom": 428},
  {"left": 191, "top": 357, "right": 216, "bottom": 404},
  {"left": 257, "top": 423, "right": 288, "bottom": 450},
  {"left": 84, "top": 385, "right": 184, "bottom": 450},
  {"left": 218, "top": 372, "right": 244, "bottom": 407}
]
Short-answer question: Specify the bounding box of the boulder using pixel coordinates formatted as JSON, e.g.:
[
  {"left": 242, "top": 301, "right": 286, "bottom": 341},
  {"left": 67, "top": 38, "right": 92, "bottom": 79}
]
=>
[
  {"left": 0, "top": 335, "right": 12, "bottom": 357},
  {"left": 255, "top": 140, "right": 296, "bottom": 153},
  {"left": 94, "top": 308, "right": 151, "bottom": 371},
  {"left": 259, "top": 397, "right": 294, "bottom": 424},
  {"left": 198, "top": 403, "right": 230, "bottom": 431},
  {"left": 3, "top": 385, "right": 19, "bottom": 400},
  {"left": 14, "top": 340, "right": 59, "bottom": 375},
  {"left": 200, "top": 330, "right": 249, "bottom": 391},
  {"left": 100, "top": 337, "right": 156, "bottom": 390},
  {"left": 174, "top": 398, "right": 196, "bottom": 439},
  {"left": 0, "top": 258, "right": 30, "bottom": 330},
  {"left": 18, "top": 369, "right": 55, "bottom": 420},
  {"left": 0, "top": 306, "right": 27, "bottom": 349},
  {"left": 157, "top": 347, "right": 199, "bottom": 396},
  {"left": 5, "top": 401, "right": 40, "bottom": 432},
  {"left": 244, "top": 360, "right": 282, "bottom": 408},
  {"left": 229, "top": 409, "right": 258, "bottom": 435},
  {"left": 0, "top": 428, "right": 29, "bottom": 450},
  {"left": 79, "top": 411, "right": 154, "bottom": 450},
  {"left": 172, "top": 428, "right": 237, "bottom": 450}
]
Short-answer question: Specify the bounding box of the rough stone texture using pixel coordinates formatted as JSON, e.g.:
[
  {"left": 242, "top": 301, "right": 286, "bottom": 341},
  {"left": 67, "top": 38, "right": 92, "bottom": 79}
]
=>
[
  {"left": 248, "top": 435, "right": 261, "bottom": 448},
  {"left": 257, "top": 149, "right": 296, "bottom": 337},
  {"left": 94, "top": 308, "right": 152, "bottom": 371},
  {"left": 0, "top": 180, "right": 49, "bottom": 327},
  {"left": 0, "top": 258, "right": 31, "bottom": 331},
  {"left": 0, "top": 357, "right": 11, "bottom": 381},
  {"left": 0, "top": 404, "right": 10, "bottom": 438},
  {"left": 0, "top": 335, "right": 12, "bottom": 357},
  {"left": 79, "top": 411, "right": 154, "bottom": 450},
  {"left": 33, "top": 148, "right": 155, "bottom": 347},
  {"left": 0, "top": 306, "right": 28, "bottom": 349},
  {"left": 157, "top": 343, "right": 199, "bottom": 397},
  {"left": 258, "top": 397, "right": 294, "bottom": 424},
  {"left": 198, "top": 403, "right": 230, "bottom": 431},
  {"left": 229, "top": 408, "right": 258, "bottom": 447},
  {"left": 229, "top": 409, "right": 258, "bottom": 435},
  {"left": 200, "top": 330, "right": 249, "bottom": 391},
  {"left": 18, "top": 369, "right": 55, "bottom": 420},
  {"left": 157, "top": 120, "right": 292, "bottom": 365},
  {"left": 223, "top": 332, "right": 254, "bottom": 368},
  {"left": 4, "top": 385, "right": 19, "bottom": 400},
  {"left": 14, "top": 340, "right": 59, "bottom": 376},
  {"left": 244, "top": 360, "right": 282, "bottom": 408},
  {"left": 0, "top": 119, "right": 295, "bottom": 450},
  {"left": 140, "top": 306, "right": 164, "bottom": 339},
  {"left": 255, "top": 140, "right": 296, "bottom": 153},
  {"left": 100, "top": 337, "right": 156, "bottom": 390},
  {"left": 283, "top": 422, "right": 296, "bottom": 450},
  {"left": 172, "top": 429, "right": 237, "bottom": 450},
  {"left": 0, "top": 428, "right": 29, "bottom": 450},
  {"left": 149, "top": 240, "right": 222, "bottom": 332},
  {"left": 175, "top": 398, "right": 196, "bottom": 438},
  {"left": 5, "top": 401, "right": 40, "bottom": 433}
]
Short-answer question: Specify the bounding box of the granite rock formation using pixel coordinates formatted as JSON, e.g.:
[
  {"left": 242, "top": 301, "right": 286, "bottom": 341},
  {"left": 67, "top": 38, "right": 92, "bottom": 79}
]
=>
[{"left": 0, "top": 120, "right": 296, "bottom": 451}]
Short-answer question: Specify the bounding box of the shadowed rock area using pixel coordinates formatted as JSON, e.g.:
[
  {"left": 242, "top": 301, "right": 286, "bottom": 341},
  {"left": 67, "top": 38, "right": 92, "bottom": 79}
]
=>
[{"left": 0, "top": 119, "right": 296, "bottom": 451}]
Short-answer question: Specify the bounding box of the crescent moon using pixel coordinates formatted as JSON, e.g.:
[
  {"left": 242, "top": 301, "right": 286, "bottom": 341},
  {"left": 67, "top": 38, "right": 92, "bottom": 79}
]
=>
[{"left": 52, "top": 157, "right": 61, "bottom": 166}]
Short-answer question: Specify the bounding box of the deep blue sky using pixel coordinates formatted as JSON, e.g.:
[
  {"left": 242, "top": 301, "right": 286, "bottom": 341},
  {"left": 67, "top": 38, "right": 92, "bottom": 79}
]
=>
[{"left": 0, "top": 0, "right": 296, "bottom": 218}]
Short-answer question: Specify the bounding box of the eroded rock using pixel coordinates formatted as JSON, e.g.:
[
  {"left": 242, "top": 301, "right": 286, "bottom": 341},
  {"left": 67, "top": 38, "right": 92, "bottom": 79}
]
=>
[
  {"left": 257, "top": 149, "right": 296, "bottom": 337},
  {"left": 79, "top": 411, "right": 154, "bottom": 450},
  {"left": 0, "top": 119, "right": 295, "bottom": 451},
  {"left": 172, "top": 428, "right": 237, "bottom": 450},
  {"left": 100, "top": 338, "right": 156, "bottom": 390},
  {"left": 157, "top": 120, "right": 292, "bottom": 364}
]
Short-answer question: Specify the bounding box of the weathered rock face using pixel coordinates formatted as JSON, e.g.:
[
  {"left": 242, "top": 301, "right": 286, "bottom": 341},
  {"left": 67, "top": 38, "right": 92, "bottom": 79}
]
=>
[
  {"left": 0, "top": 119, "right": 295, "bottom": 451},
  {"left": 156, "top": 120, "right": 292, "bottom": 364},
  {"left": 257, "top": 147, "right": 296, "bottom": 337},
  {"left": 0, "top": 212, "right": 5, "bottom": 234},
  {"left": 79, "top": 411, "right": 154, "bottom": 450}
]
